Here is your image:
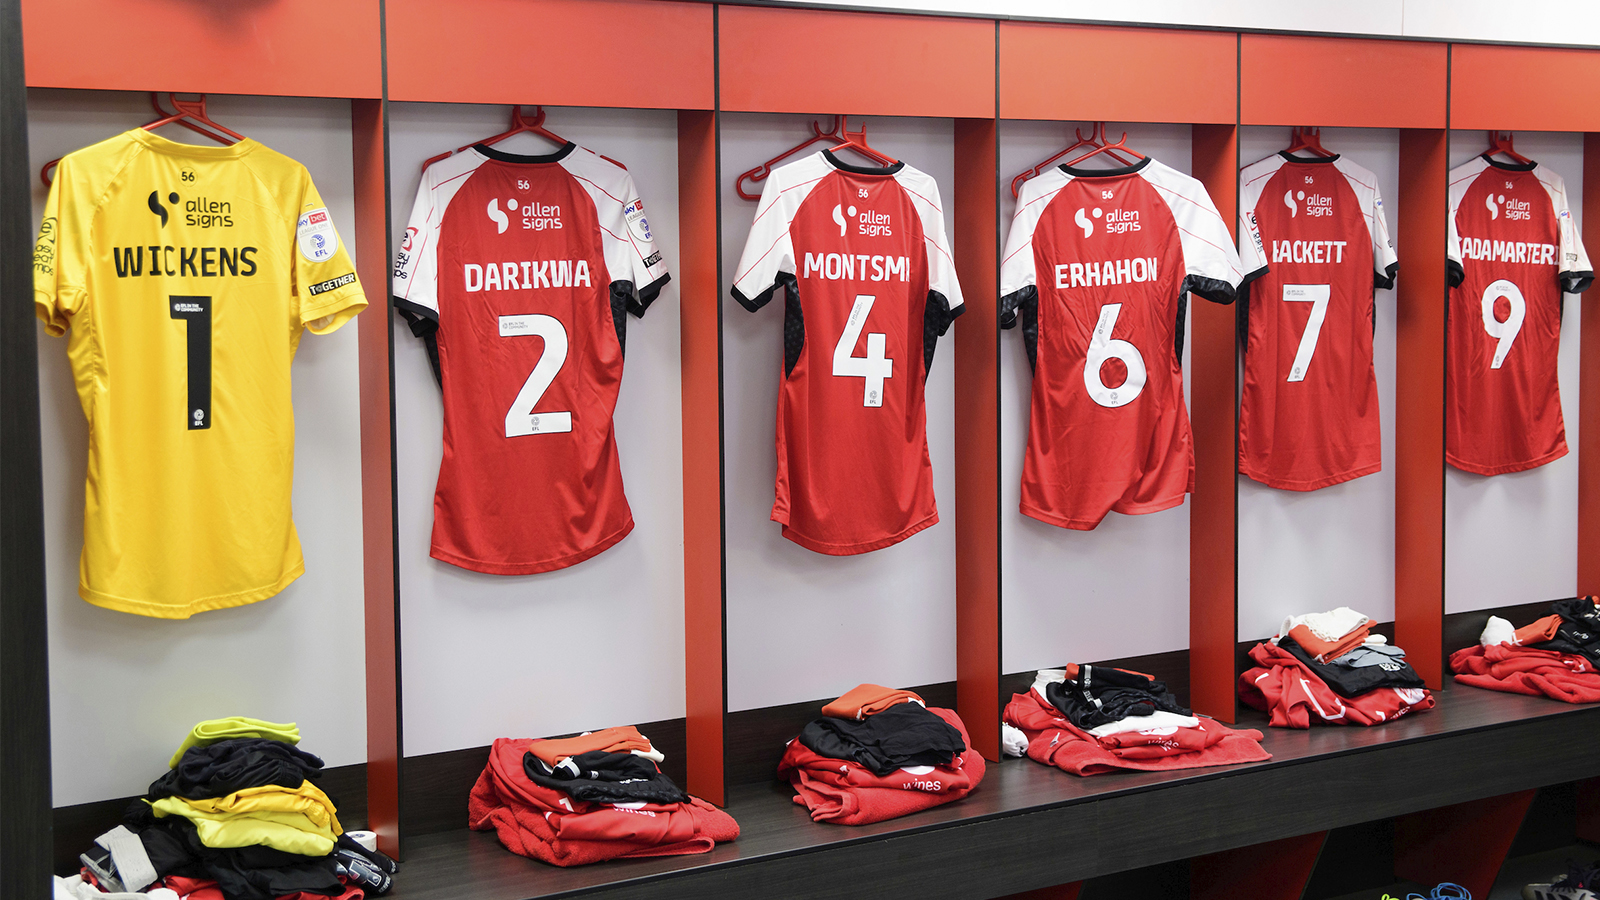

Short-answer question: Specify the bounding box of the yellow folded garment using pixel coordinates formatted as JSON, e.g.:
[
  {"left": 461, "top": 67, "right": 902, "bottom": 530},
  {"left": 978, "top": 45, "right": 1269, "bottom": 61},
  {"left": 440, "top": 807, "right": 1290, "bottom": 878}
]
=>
[
  {"left": 150, "top": 782, "right": 342, "bottom": 856},
  {"left": 169, "top": 717, "right": 300, "bottom": 768}
]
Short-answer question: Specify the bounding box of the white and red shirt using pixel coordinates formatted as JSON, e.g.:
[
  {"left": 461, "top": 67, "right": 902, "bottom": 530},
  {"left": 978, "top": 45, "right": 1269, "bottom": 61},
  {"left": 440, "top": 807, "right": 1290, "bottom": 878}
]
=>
[
  {"left": 1001, "top": 157, "right": 1255, "bottom": 530},
  {"left": 1446, "top": 156, "right": 1592, "bottom": 475},
  {"left": 394, "top": 142, "right": 669, "bottom": 574},
  {"left": 732, "top": 150, "right": 964, "bottom": 555},
  {"left": 1236, "top": 152, "right": 1398, "bottom": 491}
]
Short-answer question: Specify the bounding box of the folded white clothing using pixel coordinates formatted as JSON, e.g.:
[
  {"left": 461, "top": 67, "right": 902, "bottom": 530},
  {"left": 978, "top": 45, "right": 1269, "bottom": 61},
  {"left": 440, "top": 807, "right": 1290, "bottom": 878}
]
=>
[
  {"left": 1001, "top": 722, "right": 1029, "bottom": 757},
  {"left": 1086, "top": 710, "right": 1202, "bottom": 738},
  {"left": 1280, "top": 607, "right": 1372, "bottom": 643},
  {"left": 1480, "top": 615, "right": 1517, "bottom": 647},
  {"left": 97, "top": 825, "right": 158, "bottom": 892},
  {"left": 1364, "top": 634, "right": 1388, "bottom": 646},
  {"left": 54, "top": 875, "right": 176, "bottom": 900},
  {"left": 1031, "top": 668, "right": 1068, "bottom": 697}
]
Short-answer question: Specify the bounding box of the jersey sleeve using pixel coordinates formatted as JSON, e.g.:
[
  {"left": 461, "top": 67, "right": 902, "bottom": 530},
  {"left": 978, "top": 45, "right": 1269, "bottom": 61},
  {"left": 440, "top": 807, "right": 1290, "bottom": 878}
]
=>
[
  {"left": 999, "top": 173, "right": 1061, "bottom": 331},
  {"left": 33, "top": 155, "right": 90, "bottom": 337},
  {"left": 1172, "top": 180, "right": 1249, "bottom": 304},
  {"left": 597, "top": 170, "right": 671, "bottom": 317},
  {"left": 1549, "top": 173, "right": 1593, "bottom": 294},
  {"left": 1235, "top": 160, "right": 1274, "bottom": 287},
  {"left": 392, "top": 168, "right": 441, "bottom": 337},
  {"left": 291, "top": 171, "right": 367, "bottom": 334},
  {"left": 1369, "top": 184, "right": 1399, "bottom": 290},
  {"left": 907, "top": 174, "right": 965, "bottom": 329},
  {"left": 731, "top": 172, "right": 799, "bottom": 312}
]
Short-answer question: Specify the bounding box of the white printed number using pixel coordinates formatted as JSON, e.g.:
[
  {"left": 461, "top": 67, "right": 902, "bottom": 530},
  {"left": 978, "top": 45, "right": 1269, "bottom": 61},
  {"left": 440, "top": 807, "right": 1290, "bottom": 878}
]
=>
[
  {"left": 834, "top": 294, "right": 893, "bottom": 407},
  {"left": 1283, "top": 283, "right": 1331, "bottom": 382},
  {"left": 1481, "top": 279, "right": 1526, "bottom": 369},
  {"left": 500, "top": 314, "right": 573, "bottom": 436},
  {"left": 1083, "top": 303, "right": 1147, "bottom": 407}
]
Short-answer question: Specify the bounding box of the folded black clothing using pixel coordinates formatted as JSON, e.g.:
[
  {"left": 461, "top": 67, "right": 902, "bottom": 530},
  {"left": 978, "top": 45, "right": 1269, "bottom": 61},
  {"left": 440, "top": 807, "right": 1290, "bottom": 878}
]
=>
[
  {"left": 1533, "top": 597, "right": 1600, "bottom": 664},
  {"left": 796, "top": 701, "right": 966, "bottom": 776},
  {"left": 332, "top": 834, "right": 398, "bottom": 895},
  {"left": 122, "top": 807, "right": 342, "bottom": 900},
  {"left": 148, "top": 737, "right": 325, "bottom": 801},
  {"left": 521, "top": 750, "right": 690, "bottom": 805},
  {"left": 1044, "top": 665, "right": 1190, "bottom": 730},
  {"left": 1278, "top": 635, "right": 1427, "bottom": 698}
]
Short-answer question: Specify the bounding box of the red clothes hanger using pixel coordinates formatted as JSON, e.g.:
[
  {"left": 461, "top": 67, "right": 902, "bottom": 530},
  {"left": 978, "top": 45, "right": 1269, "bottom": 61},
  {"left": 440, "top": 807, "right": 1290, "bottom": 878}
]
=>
[
  {"left": 1484, "top": 130, "right": 1532, "bottom": 165},
  {"left": 1063, "top": 122, "right": 1146, "bottom": 169},
  {"left": 1284, "top": 126, "right": 1336, "bottom": 159},
  {"left": 1010, "top": 122, "right": 1137, "bottom": 198},
  {"left": 42, "top": 92, "right": 243, "bottom": 186},
  {"left": 735, "top": 115, "right": 898, "bottom": 201},
  {"left": 421, "top": 106, "right": 603, "bottom": 171}
]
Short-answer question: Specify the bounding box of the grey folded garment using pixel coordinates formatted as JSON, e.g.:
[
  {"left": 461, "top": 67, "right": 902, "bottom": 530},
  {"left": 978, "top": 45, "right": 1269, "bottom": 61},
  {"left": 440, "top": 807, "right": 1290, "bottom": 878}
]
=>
[{"left": 1329, "top": 644, "right": 1407, "bottom": 668}]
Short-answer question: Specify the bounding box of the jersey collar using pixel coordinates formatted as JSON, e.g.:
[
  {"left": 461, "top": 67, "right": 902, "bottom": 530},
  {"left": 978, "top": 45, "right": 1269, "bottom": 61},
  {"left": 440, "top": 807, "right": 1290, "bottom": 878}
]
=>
[
  {"left": 1278, "top": 150, "right": 1340, "bottom": 164},
  {"left": 1058, "top": 156, "right": 1151, "bottom": 178},
  {"left": 128, "top": 129, "right": 259, "bottom": 159},
  {"left": 1482, "top": 153, "right": 1537, "bottom": 172},
  {"left": 821, "top": 148, "right": 905, "bottom": 176},
  {"left": 473, "top": 142, "right": 576, "bottom": 164}
]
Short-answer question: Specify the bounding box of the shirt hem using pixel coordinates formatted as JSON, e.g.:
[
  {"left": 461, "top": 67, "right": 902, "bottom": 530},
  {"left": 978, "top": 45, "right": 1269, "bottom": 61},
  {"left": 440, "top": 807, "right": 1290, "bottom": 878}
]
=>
[
  {"left": 779, "top": 512, "right": 939, "bottom": 556},
  {"left": 1239, "top": 461, "right": 1381, "bottom": 492},
  {"left": 1446, "top": 446, "right": 1569, "bottom": 476},
  {"left": 1020, "top": 494, "right": 1186, "bottom": 531},
  {"left": 429, "top": 519, "right": 635, "bottom": 575},
  {"left": 78, "top": 561, "right": 304, "bottom": 620}
]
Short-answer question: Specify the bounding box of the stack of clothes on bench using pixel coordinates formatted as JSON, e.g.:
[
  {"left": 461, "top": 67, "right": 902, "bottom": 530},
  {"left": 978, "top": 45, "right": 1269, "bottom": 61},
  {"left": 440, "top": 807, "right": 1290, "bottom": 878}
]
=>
[
  {"left": 1003, "top": 666, "right": 1269, "bottom": 775},
  {"left": 777, "top": 684, "right": 985, "bottom": 825},
  {"left": 1240, "top": 607, "right": 1434, "bottom": 727},
  {"left": 469, "top": 725, "right": 738, "bottom": 866},
  {"left": 60, "top": 717, "right": 396, "bottom": 900},
  {"left": 1450, "top": 596, "right": 1600, "bottom": 703}
]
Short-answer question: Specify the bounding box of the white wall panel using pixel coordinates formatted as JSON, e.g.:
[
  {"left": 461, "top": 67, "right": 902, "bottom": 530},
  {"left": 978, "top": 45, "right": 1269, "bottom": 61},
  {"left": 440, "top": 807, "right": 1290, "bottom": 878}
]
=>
[
  {"left": 29, "top": 89, "right": 367, "bottom": 805},
  {"left": 388, "top": 104, "right": 685, "bottom": 755}
]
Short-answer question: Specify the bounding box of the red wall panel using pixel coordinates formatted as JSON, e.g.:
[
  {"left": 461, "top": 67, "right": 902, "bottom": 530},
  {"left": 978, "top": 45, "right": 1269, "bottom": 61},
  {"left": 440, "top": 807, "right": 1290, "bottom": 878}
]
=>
[
  {"left": 1242, "top": 35, "right": 1445, "bottom": 128},
  {"left": 1453, "top": 45, "right": 1600, "bottom": 132}
]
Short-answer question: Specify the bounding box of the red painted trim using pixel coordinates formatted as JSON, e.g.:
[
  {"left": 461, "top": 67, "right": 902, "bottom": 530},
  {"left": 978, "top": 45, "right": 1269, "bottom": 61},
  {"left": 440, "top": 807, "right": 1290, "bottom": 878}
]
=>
[
  {"left": 954, "top": 116, "right": 1001, "bottom": 762},
  {"left": 1394, "top": 789, "right": 1536, "bottom": 899},
  {"left": 21, "top": 0, "right": 382, "bottom": 98},
  {"left": 1189, "top": 123, "right": 1239, "bottom": 724},
  {"left": 1580, "top": 134, "right": 1600, "bottom": 596},
  {"left": 385, "top": 0, "right": 712, "bottom": 109},
  {"left": 1192, "top": 831, "right": 1327, "bottom": 900},
  {"left": 1241, "top": 35, "right": 1446, "bottom": 128},
  {"left": 999, "top": 22, "right": 1234, "bottom": 124},
  {"left": 1395, "top": 129, "right": 1448, "bottom": 690},
  {"left": 1452, "top": 45, "right": 1600, "bottom": 132},
  {"left": 719, "top": 6, "right": 994, "bottom": 117},
  {"left": 678, "top": 109, "right": 725, "bottom": 806},
  {"left": 352, "top": 98, "right": 400, "bottom": 858}
]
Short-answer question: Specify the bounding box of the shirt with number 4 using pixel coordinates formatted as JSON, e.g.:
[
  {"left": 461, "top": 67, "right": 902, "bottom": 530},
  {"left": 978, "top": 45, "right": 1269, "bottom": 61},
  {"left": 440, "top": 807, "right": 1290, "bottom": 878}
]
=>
[
  {"left": 731, "top": 151, "right": 964, "bottom": 555},
  {"left": 1236, "top": 152, "right": 1397, "bottom": 492},
  {"left": 394, "top": 143, "right": 669, "bottom": 574},
  {"left": 1001, "top": 157, "right": 1256, "bottom": 530},
  {"left": 1446, "top": 156, "right": 1592, "bottom": 476}
]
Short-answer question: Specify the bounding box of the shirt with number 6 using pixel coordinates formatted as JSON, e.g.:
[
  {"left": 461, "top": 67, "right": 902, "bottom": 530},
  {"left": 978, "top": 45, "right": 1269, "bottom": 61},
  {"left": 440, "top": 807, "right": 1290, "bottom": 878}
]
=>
[
  {"left": 1446, "top": 156, "right": 1592, "bottom": 476},
  {"left": 1236, "top": 152, "right": 1397, "bottom": 492},
  {"left": 394, "top": 143, "right": 670, "bottom": 574},
  {"left": 731, "top": 151, "right": 964, "bottom": 555},
  {"left": 1001, "top": 157, "right": 1256, "bottom": 531},
  {"left": 34, "top": 130, "right": 368, "bottom": 618}
]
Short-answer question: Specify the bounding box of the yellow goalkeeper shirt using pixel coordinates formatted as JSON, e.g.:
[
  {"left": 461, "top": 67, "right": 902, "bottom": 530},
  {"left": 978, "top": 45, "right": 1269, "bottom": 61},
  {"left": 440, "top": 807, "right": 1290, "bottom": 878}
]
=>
[{"left": 33, "top": 130, "right": 367, "bottom": 618}]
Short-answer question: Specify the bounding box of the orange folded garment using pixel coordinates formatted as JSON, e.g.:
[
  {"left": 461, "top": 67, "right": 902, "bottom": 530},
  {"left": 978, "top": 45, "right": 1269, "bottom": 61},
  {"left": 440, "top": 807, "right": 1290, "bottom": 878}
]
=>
[
  {"left": 820, "top": 684, "right": 925, "bottom": 720},
  {"left": 527, "top": 726, "right": 656, "bottom": 768},
  {"left": 1288, "top": 623, "right": 1370, "bottom": 662},
  {"left": 1514, "top": 615, "right": 1562, "bottom": 645}
]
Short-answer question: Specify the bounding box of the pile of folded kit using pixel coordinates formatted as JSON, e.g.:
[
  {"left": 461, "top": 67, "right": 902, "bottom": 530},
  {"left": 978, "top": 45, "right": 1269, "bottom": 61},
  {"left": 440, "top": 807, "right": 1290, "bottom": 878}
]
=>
[
  {"left": 1450, "top": 596, "right": 1600, "bottom": 703},
  {"left": 1002, "top": 666, "right": 1269, "bottom": 775},
  {"left": 58, "top": 717, "right": 395, "bottom": 900},
  {"left": 1240, "top": 607, "right": 1434, "bottom": 728},
  {"left": 777, "top": 684, "right": 986, "bottom": 825},
  {"left": 469, "top": 725, "right": 738, "bottom": 866}
]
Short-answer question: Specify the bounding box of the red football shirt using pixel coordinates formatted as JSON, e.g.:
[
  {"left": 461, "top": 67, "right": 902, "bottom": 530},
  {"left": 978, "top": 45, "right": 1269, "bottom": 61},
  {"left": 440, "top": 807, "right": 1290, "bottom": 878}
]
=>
[
  {"left": 1446, "top": 155, "right": 1592, "bottom": 475},
  {"left": 394, "top": 142, "right": 669, "bottom": 573},
  {"left": 1000, "top": 157, "right": 1255, "bottom": 530},
  {"left": 1236, "top": 152, "right": 1398, "bottom": 491},
  {"left": 731, "top": 150, "right": 964, "bottom": 555}
]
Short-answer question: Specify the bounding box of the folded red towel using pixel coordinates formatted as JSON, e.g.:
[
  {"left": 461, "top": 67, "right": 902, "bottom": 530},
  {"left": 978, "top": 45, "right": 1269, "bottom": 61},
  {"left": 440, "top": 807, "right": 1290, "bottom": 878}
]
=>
[
  {"left": 1450, "top": 643, "right": 1600, "bottom": 704},
  {"left": 1238, "top": 642, "right": 1434, "bottom": 728},
  {"left": 1003, "top": 689, "right": 1269, "bottom": 776}
]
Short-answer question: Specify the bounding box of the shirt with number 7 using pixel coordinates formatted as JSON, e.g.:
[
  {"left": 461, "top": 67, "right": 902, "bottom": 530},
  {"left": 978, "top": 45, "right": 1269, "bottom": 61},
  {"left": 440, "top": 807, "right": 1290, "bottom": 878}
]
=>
[
  {"left": 34, "top": 130, "right": 368, "bottom": 618},
  {"left": 394, "top": 143, "right": 670, "bottom": 574},
  {"left": 1000, "top": 157, "right": 1255, "bottom": 531},
  {"left": 731, "top": 151, "right": 964, "bottom": 555}
]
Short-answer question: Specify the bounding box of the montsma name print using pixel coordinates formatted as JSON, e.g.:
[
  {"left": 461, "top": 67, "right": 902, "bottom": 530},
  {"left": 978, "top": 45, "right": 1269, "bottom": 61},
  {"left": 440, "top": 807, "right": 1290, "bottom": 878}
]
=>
[
  {"left": 1053, "top": 256, "right": 1159, "bottom": 288},
  {"left": 112, "top": 245, "right": 259, "bottom": 278},
  {"left": 802, "top": 252, "right": 911, "bottom": 282},
  {"left": 463, "top": 259, "right": 592, "bottom": 292}
]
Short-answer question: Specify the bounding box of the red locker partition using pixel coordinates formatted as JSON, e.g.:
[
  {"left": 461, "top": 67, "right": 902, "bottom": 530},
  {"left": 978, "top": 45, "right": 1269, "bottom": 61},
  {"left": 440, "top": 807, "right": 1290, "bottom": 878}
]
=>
[{"left": 1240, "top": 36, "right": 1447, "bottom": 129}]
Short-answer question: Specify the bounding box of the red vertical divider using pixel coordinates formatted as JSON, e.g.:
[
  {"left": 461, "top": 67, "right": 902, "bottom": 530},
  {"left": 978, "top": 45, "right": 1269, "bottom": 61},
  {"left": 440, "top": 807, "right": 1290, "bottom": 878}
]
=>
[
  {"left": 1191, "top": 831, "right": 1327, "bottom": 900},
  {"left": 1394, "top": 790, "right": 1536, "bottom": 898},
  {"left": 954, "top": 115, "right": 1001, "bottom": 761},
  {"left": 678, "top": 108, "right": 725, "bottom": 805},
  {"left": 1190, "top": 122, "right": 1240, "bottom": 723},
  {"left": 351, "top": 97, "right": 401, "bottom": 856},
  {"left": 1581, "top": 133, "right": 1600, "bottom": 594},
  {"left": 996, "top": 884, "right": 1084, "bottom": 900},
  {"left": 1394, "top": 128, "right": 1448, "bottom": 689}
]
